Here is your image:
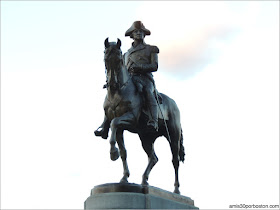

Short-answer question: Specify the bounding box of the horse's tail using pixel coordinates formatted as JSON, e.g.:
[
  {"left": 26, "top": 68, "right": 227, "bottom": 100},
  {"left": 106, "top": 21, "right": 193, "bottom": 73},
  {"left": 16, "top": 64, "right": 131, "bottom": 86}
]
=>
[{"left": 179, "top": 128, "right": 185, "bottom": 163}]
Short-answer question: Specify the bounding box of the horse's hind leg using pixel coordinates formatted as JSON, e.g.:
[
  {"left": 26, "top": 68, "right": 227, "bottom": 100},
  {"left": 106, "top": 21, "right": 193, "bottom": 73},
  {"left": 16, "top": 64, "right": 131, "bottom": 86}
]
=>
[
  {"left": 172, "top": 146, "right": 180, "bottom": 194},
  {"left": 169, "top": 130, "right": 181, "bottom": 194},
  {"left": 116, "top": 129, "right": 130, "bottom": 183},
  {"left": 140, "top": 134, "right": 158, "bottom": 186}
]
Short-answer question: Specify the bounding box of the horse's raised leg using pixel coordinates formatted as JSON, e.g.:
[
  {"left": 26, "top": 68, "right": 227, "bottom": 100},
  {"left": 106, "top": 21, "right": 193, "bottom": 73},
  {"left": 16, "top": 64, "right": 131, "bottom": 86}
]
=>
[
  {"left": 109, "top": 125, "right": 119, "bottom": 161},
  {"left": 139, "top": 135, "right": 158, "bottom": 186},
  {"left": 94, "top": 115, "right": 110, "bottom": 139},
  {"left": 116, "top": 130, "right": 130, "bottom": 183},
  {"left": 109, "top": 112, "right": 135, "bottom": 181}
]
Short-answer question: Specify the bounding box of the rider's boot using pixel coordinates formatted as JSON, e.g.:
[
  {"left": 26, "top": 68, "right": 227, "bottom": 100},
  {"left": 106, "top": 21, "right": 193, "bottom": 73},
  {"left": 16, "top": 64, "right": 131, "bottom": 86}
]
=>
[{"left": 147, "top": 104, "right": 158, "bottom": 131}]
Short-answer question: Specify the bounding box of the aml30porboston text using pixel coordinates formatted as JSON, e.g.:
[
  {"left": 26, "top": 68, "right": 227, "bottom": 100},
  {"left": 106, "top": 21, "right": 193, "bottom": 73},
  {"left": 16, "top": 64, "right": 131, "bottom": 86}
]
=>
[{"left": 229, "top": 204, "right": 279, "bottom": 209}]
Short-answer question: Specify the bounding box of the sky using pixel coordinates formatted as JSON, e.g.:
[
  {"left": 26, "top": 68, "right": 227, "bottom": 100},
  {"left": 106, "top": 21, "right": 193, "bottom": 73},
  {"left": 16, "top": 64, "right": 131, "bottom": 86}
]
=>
[{"left": 1, "top": 1, "right": 279, "bottom": 209}]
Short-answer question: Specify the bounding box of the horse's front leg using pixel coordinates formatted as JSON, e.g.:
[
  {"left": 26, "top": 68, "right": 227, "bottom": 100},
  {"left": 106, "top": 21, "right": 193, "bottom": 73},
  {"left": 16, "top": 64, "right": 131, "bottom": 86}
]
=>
[
  {"left": 94, "top": 115, "right": 110, "bottom": 139},
  {"left": 109, "top": 112, "right": 135, "bottom": 182},
  {"left": 116, "top": 130, "right": 130, "bottom": 183},
  {"left": 109, "top": 122, "right": 120, "bottom": 161}
]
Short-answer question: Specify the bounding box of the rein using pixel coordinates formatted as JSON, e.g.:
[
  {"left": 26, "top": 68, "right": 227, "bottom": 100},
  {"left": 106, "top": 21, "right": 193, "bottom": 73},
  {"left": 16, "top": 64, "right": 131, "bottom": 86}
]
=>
[
  {"left": 103, "top": 41, "right": 131, "bottom": 96},
  {"left": 106, "top": 75, "right": 131, "bottom": 90},
  {"left": 105, "top": 62, "right": 131, "bottom": 90},
  {"left": 119, "top": 75, "right": 131, "bottom": 89},
  {"left": 105, "top": 73, "right": 131, "bottom": 109}
]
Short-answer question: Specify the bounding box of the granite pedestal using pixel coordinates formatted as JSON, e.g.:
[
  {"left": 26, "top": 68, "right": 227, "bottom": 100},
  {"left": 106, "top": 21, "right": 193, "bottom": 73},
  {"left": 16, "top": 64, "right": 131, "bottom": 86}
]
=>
[{"left": 84, "top": 183, "right": 198, "bottom": 209}]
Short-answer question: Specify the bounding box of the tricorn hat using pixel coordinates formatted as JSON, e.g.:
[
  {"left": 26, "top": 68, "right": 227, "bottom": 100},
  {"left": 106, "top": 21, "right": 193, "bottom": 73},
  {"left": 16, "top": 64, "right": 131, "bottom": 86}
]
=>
[{"left": 125, "top": 21, "right": 151, "bottom": 37}]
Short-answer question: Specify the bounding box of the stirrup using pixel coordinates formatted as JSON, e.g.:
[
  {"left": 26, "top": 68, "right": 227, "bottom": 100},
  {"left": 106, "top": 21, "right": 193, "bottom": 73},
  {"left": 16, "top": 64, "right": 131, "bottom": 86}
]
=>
[{"left": 147, "top": 120, "right": 158, "bottom": 131}]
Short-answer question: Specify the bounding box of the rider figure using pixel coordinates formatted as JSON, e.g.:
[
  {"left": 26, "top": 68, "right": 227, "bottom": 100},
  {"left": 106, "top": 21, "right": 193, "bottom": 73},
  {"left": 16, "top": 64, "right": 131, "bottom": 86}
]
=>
[
  {"left": 95, "top": 21, "right": 159, "bottom": 138},
  {"left": 124, "top": 21, "right": 159, "bottom": 131}
]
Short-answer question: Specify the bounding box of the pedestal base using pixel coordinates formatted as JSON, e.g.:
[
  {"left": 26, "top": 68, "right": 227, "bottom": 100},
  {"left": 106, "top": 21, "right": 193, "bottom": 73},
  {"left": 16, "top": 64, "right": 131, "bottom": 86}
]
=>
[{"left": 84, "top": 183, "right": 199, "bottom": 209}]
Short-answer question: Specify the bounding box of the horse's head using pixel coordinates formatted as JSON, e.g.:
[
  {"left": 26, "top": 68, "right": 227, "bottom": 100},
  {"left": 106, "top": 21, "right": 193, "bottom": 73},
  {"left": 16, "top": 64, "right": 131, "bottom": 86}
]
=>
[
  {"left": 104, "top": 38, "right": 128, "bottom": 91},
  {"left": 104, "top": 38, "right": 122, "bottom": 70}
]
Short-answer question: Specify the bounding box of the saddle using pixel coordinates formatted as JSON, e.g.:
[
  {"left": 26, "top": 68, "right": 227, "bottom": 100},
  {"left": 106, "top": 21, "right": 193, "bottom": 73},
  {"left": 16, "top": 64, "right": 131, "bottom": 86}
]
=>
[{"left": 141, "top": 101, "right": 169, "bottom": 121}]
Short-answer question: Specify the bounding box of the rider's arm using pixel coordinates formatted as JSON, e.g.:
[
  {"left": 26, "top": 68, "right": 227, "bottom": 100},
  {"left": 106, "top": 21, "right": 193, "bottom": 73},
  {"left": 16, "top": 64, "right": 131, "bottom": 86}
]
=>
[
  {"left": 132, "top": 46, "right": 159, "bottom": 73},
  {"left": 138, "top": 53, "right": 158, "bottom": 73}
]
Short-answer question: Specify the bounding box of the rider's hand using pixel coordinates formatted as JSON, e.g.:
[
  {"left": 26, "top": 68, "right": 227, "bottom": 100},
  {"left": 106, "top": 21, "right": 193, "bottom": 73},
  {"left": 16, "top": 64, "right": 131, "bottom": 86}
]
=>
[
  {"left": 129, "top": 67, "right": 135, "bottom": 73},
  {"left": 130, "top": 63, "right": 141, "bottom": 72}
]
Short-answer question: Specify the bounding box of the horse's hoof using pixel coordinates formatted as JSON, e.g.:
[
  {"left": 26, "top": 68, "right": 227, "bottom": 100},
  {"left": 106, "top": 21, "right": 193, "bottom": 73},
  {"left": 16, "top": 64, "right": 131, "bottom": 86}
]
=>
[
  {"left": 110, "top": 148, "right": 119, "bottom": 161},
  {"left": 94, "top": 129, "right": 108, "bottom": 139},
  {"left": 120, "top": 177, "right": 128, "bottom": 183},
  {"left": 141, "top": 180, "right": 149, "bottom": 186},
  {"left": 94, "top": 130, "right": 102, "bottom": 136},
  {"left": 101, "top": 132, "right": 108, "bottom": 139},
  {"left": 173, "top": 188, "right": 180, "bottom": 194}
]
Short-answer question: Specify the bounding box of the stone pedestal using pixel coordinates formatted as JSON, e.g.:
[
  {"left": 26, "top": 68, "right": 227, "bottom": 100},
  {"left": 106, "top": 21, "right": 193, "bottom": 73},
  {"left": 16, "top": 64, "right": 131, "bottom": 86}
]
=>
[{"left": 84, "top": 183, "right": 199, "bottom": 209}]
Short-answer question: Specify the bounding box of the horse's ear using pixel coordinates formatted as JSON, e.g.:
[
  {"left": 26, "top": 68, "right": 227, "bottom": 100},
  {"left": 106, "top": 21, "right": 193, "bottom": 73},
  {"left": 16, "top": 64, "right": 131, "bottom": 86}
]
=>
[
  {"left": 117, "top": 38, "right": 121, "bottom": 49},
  {"left": 104, "top": 37, "right": 109, "bottom": 48}
]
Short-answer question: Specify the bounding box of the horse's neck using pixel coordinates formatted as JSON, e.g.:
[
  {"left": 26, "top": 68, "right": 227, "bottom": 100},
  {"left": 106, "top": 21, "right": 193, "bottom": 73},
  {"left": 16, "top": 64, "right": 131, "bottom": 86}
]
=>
[
  {"left": 118, "top": 65, "right": 129, "bottom": 86},
  {"left": 107, "top": 63, "right": 129, "bottom": 94}
]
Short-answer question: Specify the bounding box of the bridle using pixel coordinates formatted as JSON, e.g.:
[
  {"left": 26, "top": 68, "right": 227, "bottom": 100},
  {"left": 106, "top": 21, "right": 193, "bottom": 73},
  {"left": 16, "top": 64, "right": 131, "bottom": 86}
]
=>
[{"left": 104, "top": 46, "right": 131, "bottom": 90}]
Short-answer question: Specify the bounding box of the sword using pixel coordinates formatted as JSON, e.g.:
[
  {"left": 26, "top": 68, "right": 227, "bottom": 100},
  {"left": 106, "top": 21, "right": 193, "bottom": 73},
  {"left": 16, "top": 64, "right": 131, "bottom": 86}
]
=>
[{"left": 154, "top": 85, "right": 172, "bottom": 144}]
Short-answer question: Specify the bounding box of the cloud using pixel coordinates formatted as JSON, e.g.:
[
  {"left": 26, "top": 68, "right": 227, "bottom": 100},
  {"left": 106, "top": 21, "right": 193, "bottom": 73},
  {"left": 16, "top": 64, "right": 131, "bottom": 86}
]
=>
[
  {"left": 134, "top": 1, "right": 262, "bottom": 79},
  {"left": 158, "top": 25, "right": 238, "bottom": 78}
]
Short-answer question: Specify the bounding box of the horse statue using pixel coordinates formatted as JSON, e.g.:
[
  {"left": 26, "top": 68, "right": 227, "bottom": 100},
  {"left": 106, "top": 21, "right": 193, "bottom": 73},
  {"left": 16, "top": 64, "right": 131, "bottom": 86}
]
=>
[{"left": 94, "top": 38, "right": 185, "bottom": 194}]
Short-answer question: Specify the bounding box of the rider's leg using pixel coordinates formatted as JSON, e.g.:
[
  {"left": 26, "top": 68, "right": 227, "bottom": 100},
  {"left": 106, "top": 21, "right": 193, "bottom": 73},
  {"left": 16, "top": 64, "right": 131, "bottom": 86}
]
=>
[{"left": 144, "top": 82, "right": 158, "bottom": 131}]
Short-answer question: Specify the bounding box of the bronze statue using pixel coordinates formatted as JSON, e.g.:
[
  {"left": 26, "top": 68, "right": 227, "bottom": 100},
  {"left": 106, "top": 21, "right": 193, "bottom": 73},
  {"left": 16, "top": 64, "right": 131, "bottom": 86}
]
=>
[
  {"left": 124, "top": 21, "right": 159, "bottom": 131},
  {"left": 94, "top": 21, "right": 185, "bottom": 194}
]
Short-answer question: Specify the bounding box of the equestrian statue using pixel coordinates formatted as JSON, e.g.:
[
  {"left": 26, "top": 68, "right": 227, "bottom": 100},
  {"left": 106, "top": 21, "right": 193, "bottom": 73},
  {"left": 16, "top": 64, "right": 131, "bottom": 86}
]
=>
[{"left": 94, "top": 21, "right": 185, "bottom": 194}]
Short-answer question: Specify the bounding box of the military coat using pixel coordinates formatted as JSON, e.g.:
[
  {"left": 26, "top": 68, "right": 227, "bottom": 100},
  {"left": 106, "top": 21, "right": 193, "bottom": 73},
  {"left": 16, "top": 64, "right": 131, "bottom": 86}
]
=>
[{"left": 124, "top": 42, "right": 159, "bottom": 82}]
